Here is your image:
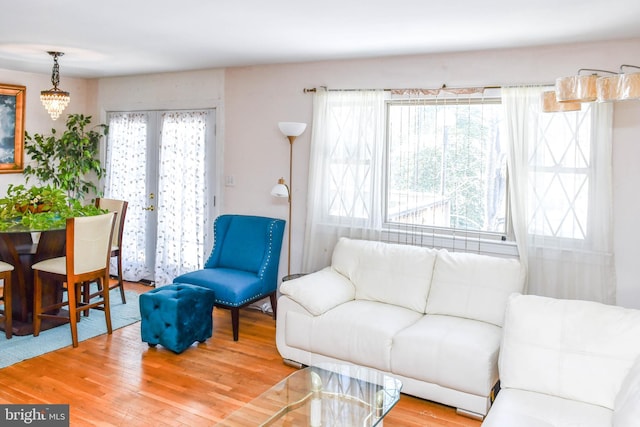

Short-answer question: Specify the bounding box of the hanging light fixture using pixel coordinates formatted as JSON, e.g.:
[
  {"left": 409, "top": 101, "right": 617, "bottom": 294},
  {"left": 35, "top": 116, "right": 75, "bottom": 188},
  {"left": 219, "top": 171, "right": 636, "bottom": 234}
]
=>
[
  {"left": 616, "top": 64, "right": 640, "bottom": 101},
  {"left": 541, "top": 90, "right": 581, "bottom": 113},
  {"left": 555, "top": 68, "right": 616, "bottom": 103},
  {"left": 40, "top": 51, "right": 70, "bottom": 120},
  {"left": 596, "top": 74, "right": 622, "bottom": 102},
  {"left": 595, "top": 65, "right": 640, "bottom": 102}
]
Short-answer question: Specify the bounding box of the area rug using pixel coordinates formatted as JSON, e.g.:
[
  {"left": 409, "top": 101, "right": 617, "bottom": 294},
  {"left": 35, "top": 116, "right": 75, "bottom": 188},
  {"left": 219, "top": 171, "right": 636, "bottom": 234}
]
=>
[{"left": 0, "top": 288, "right": 141, "bottom": 369}]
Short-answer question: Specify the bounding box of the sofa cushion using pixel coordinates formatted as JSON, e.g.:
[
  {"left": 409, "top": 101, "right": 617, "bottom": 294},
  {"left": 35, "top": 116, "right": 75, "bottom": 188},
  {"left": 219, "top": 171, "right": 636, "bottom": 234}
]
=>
[
  {"left": 391, "top": 314, "right": 501, "bottom": 396},
  {"left": 499, "top": 294, "right": 640, "bottom": 410},
  {"left": 308, "top": 300, "right": 423, "bottom": 372},
  {"left": 173, "top": 268, "right": 261, "bottom": 307},
  {"left": 614, "top": 354, "right": 640, "bottom": 427},
  {"left": 482, "top": 389, "right": 613, "bottom": 427},
  {"left": 279, "top": 268, "right": 355, "bottom": 316},
  {"left": 331, "top": 238, "right": 438, "bottom": 313},
  {"left": 425, "top": 250, "right": 524, "bottom": 326}
]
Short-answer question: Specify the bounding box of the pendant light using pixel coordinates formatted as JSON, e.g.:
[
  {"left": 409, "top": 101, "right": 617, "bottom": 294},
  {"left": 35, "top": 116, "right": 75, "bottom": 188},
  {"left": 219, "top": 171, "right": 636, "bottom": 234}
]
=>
[{"left": 40, "top": 52, "right": 70, "bottom": 120}]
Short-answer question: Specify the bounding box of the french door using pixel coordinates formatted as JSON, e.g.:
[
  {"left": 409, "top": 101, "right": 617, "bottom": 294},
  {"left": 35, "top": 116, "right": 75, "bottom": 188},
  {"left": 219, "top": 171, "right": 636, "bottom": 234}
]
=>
[{"left": 104, "top": 110, "right": 216, "bottom": 286}]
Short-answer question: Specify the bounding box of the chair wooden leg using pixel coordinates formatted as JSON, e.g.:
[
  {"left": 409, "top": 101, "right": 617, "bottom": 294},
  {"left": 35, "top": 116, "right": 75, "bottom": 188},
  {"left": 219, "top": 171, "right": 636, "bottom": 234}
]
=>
[
  {"left": 67, "top": 281, "right": 79, "bottom": 348},
  {"left": 1, "top": 271, "right": 11, "bottom": 339},
  {"left": 82, "top": 281, "right": 90, "bottom": 317},
  {"left": 231, "top": 307, "right": 240, "bottom": 341},
  {"left": 103, "top": 275, "right": 112, "bottom": 335},
  {"left": 117, "top": 253, "right": 126, "bottom": 304},
  {"left": 32, "top": 272, "right": 43, "bottom": 337},
  {"left": 74, "top": 282, "right": 83, "bottom": 322},
  {"left": 269, "top": 292, "right": 277, "bottom": 320}
]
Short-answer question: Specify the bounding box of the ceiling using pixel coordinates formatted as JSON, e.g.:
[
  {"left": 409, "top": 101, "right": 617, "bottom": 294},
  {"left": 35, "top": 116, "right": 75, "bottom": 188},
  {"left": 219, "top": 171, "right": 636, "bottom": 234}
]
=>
[{"left": 2, "top": 0, "right": 640, "bottom": 79}]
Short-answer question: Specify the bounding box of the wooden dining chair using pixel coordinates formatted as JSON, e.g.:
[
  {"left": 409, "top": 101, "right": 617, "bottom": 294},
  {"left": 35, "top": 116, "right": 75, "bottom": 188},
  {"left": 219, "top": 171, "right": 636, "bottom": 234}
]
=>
[
  {"left": 0, "top": 261, "right": 15, "bottom": 339},
  {"left": 95, "top": 198, "right": 128, "bottom": 304},
  {"left": 32, "top": 213, "right": 116, "bottom": 348}
]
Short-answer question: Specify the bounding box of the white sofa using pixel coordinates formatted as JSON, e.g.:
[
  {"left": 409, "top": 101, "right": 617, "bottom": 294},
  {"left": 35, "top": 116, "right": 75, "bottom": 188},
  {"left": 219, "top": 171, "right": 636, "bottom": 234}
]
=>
[
  {"left": 275, "top": 237, "right": 525, "bottom": 418},
  {"left": 482, "top": 294, "right": 640, "bottom": 427}
]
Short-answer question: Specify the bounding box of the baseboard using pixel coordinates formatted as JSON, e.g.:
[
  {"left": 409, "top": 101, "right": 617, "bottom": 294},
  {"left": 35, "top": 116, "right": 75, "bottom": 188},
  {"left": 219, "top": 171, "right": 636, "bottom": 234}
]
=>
[{"left": 138, "top": 279, "right": 156, "bottom": 287}]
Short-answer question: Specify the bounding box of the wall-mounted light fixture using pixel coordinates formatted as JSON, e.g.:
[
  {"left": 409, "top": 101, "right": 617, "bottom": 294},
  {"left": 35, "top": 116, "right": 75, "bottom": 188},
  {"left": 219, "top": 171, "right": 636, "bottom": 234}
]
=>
[{"left": 40, "top": 51, "right": 70, "bottom": 120}]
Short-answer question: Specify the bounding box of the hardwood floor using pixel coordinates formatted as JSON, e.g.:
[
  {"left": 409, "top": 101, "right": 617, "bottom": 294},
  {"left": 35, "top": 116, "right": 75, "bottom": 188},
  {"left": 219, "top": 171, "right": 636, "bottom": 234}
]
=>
[{"left": 0, "top": 282, "right": 481, "bottom": 426}]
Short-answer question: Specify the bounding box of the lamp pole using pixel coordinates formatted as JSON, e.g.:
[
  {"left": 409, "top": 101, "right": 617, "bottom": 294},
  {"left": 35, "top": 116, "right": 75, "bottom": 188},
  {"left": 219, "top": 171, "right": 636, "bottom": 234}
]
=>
[
  {"left": 275, "top": 122, "right": 307, "bottom": 276},
  {"left": 287, "top": 136, "right": 294, "bottom": 276}
]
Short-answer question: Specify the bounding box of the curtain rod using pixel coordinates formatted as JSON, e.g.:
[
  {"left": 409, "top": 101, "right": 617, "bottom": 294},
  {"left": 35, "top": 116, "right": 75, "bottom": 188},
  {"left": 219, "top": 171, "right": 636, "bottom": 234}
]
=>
[{"left": 303, "top": 83, "right": 553, "bottom": 93}]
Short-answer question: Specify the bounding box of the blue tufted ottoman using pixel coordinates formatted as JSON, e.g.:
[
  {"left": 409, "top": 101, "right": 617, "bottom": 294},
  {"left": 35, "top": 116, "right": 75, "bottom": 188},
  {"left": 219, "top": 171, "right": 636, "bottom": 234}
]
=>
[{"left": 139, "top": 283, "right": 216, "bottom": 354}]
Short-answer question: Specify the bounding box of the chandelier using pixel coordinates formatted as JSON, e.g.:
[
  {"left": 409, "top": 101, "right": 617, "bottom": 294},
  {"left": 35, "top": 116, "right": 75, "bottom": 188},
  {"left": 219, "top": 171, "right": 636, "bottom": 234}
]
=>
[{"left": 40, "top": 51, "right": 70, "bottom": 120}]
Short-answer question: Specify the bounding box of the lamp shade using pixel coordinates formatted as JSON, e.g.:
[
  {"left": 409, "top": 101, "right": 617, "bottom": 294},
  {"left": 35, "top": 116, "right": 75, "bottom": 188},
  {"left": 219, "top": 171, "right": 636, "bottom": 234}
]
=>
[
  {"left": 278, "top": 122, "right": 307, "bottom": 137},
  {"left": 271, "top": 178, "right": 290, "bottom": 198},
  {"left": 541, "top": 91, "right": 581, "bottom": 112},
  {"left": 555, "top": 74, "right": 598, "bottom": 102},
  {"left": 596, "top": 75, "right": 621, "bottom": 102},
  {"left": 618, "top": 72, "right": 640, "bottom": 101}
]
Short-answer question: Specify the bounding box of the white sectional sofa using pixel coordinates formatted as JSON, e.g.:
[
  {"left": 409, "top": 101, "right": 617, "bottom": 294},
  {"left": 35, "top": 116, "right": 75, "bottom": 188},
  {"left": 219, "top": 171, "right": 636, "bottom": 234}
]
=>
[
  {"left": 482, "top": 294, "right": 640, "bottom": 427},
  {"left": 275, "top": 237, "right": 525, "bottom": 418}
]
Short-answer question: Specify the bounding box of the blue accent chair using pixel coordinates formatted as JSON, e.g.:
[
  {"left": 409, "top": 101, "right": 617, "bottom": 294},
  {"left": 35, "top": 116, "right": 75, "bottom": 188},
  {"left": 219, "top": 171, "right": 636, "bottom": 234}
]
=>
[{"left": 173, "top": 214, "right": 285, "bottom": 341}]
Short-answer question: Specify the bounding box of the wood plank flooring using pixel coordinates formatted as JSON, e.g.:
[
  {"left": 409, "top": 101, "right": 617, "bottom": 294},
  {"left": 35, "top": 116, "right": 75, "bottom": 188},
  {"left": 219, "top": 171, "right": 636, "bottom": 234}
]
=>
[{"left": 0, "top": 282, "right": 481, "bottom": 426}]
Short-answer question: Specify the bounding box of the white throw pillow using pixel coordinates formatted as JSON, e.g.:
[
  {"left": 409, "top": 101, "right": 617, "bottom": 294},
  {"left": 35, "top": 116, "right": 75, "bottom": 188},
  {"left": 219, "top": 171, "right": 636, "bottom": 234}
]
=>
[
  {"left": 614, "top": 354, "right": 640, "bottom": 427},
  {"left": 279, "top": 267, "right": 355, "bottom": 316}
]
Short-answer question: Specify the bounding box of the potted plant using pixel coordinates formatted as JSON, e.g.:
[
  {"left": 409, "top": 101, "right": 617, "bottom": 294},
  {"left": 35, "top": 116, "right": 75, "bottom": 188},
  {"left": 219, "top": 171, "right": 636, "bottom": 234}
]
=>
[
  {"left": 0, "top": 184, "right": 105, "bottom": 231},
  {"left": 23, "top": 113, "right": 108, "bottom": 202}
]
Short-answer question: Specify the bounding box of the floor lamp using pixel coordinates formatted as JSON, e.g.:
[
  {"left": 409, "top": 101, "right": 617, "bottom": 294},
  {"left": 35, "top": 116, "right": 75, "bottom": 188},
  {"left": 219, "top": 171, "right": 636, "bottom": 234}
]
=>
[{"left": 271, "top": 121, "right": 307, "bottom": 276}]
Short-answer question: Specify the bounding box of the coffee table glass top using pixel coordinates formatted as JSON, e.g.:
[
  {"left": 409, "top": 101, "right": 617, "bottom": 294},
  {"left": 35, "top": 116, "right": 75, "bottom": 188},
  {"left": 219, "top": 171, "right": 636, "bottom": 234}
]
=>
[{"left": 217, "top": 364, "right": 402, "bottom": 426}]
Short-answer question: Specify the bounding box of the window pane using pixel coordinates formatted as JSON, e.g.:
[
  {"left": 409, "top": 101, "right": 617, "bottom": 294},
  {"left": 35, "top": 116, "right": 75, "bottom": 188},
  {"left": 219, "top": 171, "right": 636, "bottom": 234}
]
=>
[
  {"left": 386, "top": 98, "right": 507, "bottom": 234},
  {"left": 528, "top": 107, "right": 591, "bottom": 239}
]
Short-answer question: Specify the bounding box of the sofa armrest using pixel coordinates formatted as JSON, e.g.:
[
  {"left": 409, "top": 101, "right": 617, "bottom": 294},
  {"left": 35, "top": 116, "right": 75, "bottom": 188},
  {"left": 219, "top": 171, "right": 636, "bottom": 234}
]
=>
[{"left": 280, "top": 267, "right": 355, "bottom": 315}]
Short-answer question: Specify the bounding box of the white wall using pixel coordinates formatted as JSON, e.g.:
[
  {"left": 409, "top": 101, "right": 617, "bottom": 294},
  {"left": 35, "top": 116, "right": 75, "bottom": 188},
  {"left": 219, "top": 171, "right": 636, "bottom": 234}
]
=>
[{"left": 223, "top": 38, "right": 640, "bottom": 308}]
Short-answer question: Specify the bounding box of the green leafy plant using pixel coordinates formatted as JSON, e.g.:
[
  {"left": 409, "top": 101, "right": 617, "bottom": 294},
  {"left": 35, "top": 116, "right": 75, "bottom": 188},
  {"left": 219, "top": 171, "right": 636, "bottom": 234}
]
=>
[
  {"left": 23, "top": 114, "right": 108, "bottom": 202},
  {"left": 0, "top": 184, "right": 105, "bottom": 231}
]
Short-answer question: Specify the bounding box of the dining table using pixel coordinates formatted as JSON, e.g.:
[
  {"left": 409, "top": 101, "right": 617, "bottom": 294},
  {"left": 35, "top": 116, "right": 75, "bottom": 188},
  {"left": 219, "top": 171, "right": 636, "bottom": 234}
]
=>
[{"left": 0, "top": 223, "right": 67, "bottom": 336}]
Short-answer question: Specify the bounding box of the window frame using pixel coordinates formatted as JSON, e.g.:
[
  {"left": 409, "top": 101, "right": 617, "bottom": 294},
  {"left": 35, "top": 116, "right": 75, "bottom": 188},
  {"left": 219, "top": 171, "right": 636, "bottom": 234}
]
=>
[{"left": 382, "top": 94, "right": 510, "bottom": 243}]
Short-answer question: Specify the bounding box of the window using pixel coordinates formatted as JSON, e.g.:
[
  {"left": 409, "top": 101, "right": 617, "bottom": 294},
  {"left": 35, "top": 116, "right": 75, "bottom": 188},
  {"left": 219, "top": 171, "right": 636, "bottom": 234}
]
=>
[
  {"left": 304, "top": 88, "right": 604, "bottom": 271},
  {"left": 528, "top": 108, "right": 592, "bottom": 240},
  {"left": 386, "top": 93, "right": 507, "bottom": 239}
]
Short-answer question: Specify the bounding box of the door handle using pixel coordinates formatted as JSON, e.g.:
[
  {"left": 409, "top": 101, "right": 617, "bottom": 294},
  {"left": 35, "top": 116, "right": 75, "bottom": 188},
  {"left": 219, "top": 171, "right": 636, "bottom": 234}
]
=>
[{"left": 143, "top": 205, "right": 155, "bottom": 211}]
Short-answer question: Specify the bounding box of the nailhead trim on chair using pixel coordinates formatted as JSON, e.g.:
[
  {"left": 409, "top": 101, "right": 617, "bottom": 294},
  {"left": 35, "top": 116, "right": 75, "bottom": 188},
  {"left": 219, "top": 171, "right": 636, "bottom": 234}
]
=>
[
  {"left": 257, "top": 220, "right": 277, "bottom": 281},
  {"left": 203, "top": 218, "right": 220, "bottom": 267},
  {"left": 213, "top": 294, "right": 270, "bottom": 307}
]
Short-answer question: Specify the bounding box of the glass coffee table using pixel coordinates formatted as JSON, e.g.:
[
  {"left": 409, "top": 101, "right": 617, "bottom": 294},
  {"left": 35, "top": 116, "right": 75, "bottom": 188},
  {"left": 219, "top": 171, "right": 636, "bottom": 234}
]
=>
[{"left": 217, "top": 363, "right": 402, "bottom": 426}]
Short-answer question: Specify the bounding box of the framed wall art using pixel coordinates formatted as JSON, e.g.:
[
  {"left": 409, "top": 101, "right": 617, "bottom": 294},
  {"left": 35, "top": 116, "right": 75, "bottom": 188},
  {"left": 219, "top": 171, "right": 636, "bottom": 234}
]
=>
[{"left": 0, "top": 84, "right": 25, "bottom": 173}]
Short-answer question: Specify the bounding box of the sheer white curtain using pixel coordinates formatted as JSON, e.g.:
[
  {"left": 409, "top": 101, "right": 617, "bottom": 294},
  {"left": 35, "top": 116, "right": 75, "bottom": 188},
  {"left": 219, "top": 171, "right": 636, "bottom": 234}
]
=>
[
  {"left": 104, "top": 112, "right": 151, "bottom": 281},
  {"left": 153, "top": 111, "right": 209, "bottom": 286},
  {"left": 503, "top": 86, "right": 615, "bottom": 303},
  {"left": 302, "top": 89, "right": 387, "bottom": 272}
]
